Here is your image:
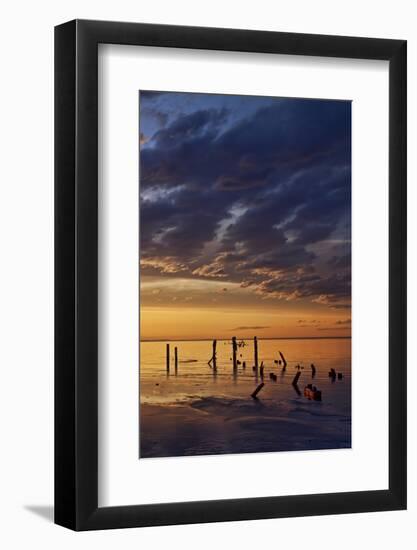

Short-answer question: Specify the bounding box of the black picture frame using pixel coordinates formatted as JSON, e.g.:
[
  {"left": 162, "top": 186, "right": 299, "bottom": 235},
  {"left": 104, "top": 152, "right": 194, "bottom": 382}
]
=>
[{"left": 55, "top": 19, "right": 407, "bottom": 531}]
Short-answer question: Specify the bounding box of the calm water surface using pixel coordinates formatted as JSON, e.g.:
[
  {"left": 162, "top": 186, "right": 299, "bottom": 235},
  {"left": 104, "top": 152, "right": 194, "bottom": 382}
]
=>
[{"left": 140, "top": 338, "right": 350, "bottom": 410}]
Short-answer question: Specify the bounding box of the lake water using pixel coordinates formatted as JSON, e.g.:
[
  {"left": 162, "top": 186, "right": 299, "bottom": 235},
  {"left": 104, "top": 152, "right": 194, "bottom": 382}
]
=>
[{"left": 139, "top": 337, "right": 351, "bottom": 458}]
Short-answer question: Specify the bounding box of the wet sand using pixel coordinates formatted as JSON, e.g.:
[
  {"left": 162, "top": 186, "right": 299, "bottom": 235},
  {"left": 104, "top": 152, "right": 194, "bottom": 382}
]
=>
[{"left": 140, "top": 394, "right": 351, "bottom": 458}]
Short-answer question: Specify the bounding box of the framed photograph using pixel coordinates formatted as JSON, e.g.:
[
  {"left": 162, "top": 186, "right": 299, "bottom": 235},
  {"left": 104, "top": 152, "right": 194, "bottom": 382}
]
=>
[{"left": 55, "top": 19, "right": 406, "bottom": 530}]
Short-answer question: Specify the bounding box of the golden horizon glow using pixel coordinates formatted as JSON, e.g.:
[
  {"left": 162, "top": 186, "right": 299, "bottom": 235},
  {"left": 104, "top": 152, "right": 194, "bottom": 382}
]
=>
[{"left": 140, "top": 304, "right": 351, "bottom": 341}]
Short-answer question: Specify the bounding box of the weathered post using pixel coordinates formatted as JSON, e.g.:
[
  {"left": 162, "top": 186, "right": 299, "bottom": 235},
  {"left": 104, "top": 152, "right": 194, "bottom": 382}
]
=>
[
  {"left": 208, "top": 339, "right": 217, "bottom": 370},
  {"left": 292, "top": 371, "right": 301, "bottom": 386},
  {"left": 254, "top": 336, "right": 259, "bottom": 372},
  {"left": 292, "top": 371, "right": 302, "bottom": 395},
  {"left": 232, "top": 336, "right": 238, "bottom": 372},
  {"left": 251, "top": 382, "right": 265, "bottom": 399},
  {"left": 174, "top": 346, "right": 178, "bottom": 374},
  {"left": 166, "top": 343, "right": 170, "bottom": 373}
]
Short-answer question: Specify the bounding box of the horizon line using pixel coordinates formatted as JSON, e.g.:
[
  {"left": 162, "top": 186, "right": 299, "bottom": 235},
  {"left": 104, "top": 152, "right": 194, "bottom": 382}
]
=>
[{"left": 140, "top": 335, "right": 352, "bottom": 343}]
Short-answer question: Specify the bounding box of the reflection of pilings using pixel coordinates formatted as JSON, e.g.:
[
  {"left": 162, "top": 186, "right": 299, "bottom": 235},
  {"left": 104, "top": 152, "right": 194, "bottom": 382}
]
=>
[
  {"left": 174, "top": 346, "right": 178, "bottom": 374},
  {"left": 166, "top": 344, "right": 170, "bottom": 373},
  {"left": 232, "top": 336, "right": 238, "bottom": 372},
  {"left": 292, "top": 383, "right": 301, "bottom": 396},
  {"left": 254, "top": 336, "right": 259, "bottom": 372}
]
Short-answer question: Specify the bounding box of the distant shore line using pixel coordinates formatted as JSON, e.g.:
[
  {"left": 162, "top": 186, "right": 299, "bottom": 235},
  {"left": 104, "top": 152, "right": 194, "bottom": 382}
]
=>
[{"left": 140, "top": 336, "right": 352, "bottom": 343}]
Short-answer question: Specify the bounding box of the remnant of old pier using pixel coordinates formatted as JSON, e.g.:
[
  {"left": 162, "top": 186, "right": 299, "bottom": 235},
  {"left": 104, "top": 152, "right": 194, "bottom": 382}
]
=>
[
  {"left": 254, "top": 336, "right": 259, "bottom": 374},
  {"left": 251, "top": 382, "right": 265, "bottom": 399},
  {"left": 232, "top": 336, "right": 238, "bottom": 373},
  {"left": 208, "top": 339, "right": 217, "bottom": 370},
  {"left": 279, "top": 351, "right": 287, "bottom": 370}
]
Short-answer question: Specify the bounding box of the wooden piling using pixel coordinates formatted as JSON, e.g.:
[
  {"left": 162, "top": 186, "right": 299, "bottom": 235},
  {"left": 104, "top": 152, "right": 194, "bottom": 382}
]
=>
[
  {"left": 232, "top": 336, "right": 238, "bottom": 371},
  {"left": 208, "top": 339, "right": 217, "bottom": 370},
  {"left": 174, "top": 346, "right": 178, "bottom": 374},
  {"left": 166, "top": 344, "right": 170, "bottom": 373},
  {"left": 292, "top": 371, "right": 301, "bottom": 386},
  {"left": 311, "top": 363, "right": 316, "bottom": 377},
  {"left": 242, "top": 361, "right": 246, "bottom": 369},
  {"left": 329, "top": 368, "right": 336, "bottom": 380},
  {"left": 251, "top": 382, "right": 265, "bottom": 399},
  {"left": 279, "top": 351, "right": 287, "bottom": 369},
  {"left": 254, "top": 336, "right": 259, "bottom": 371}
]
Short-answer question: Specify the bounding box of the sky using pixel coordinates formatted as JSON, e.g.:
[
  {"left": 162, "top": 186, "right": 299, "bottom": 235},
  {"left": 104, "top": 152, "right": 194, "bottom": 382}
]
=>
[{"left": 139, "top": 91, "right": 351, "bottom": 341}]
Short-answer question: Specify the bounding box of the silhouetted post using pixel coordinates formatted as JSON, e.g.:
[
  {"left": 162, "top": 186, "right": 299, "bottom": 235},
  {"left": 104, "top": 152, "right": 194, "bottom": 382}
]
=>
[
  {"left": 260, "top": 361, "right": 264, "bottom": 379},
  {"left": 208, "top": 339, "right": 217, "bottom": 369},
  {"left": 254, "top": 336, "right": 259, "bottom": 372},
  {"left": 242, "top": 361, "right": 246, "bottom": 369},
  {"left": 208, "top": 339, "right": 217, "bottom": 370},
  {"left": 279, "top": 351, "right": 287, "bottom": 370},
  {"left": 174, "top": 346, "right": 178, "bottom": 374},
  {"left": 166, "top": 344, "right": 170, "bottom": 373},
  {"left": 292, "top": 371, "right": 301, "bottom": 386},
  {"left": 251, "top": 382, "right": 265, "bottom": 399},
  {"left": 329, "top": 368, "right": 336, "bottom": 382},
  {"left": 311, "top": 363, "right": 316, "bottom": 377},
  {"left": 232, "top": 336, "right": 238, "bottom": 372}
]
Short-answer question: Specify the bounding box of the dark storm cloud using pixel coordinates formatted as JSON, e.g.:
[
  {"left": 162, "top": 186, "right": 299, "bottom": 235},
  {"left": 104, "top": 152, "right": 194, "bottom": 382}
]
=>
[
  {"left": 153, "top": 108, "right": 229, "bottom": 148},
  {"left": 141, "top": 90, "right": 169, "bottom": 100},
  {"left": 140, "top": 94, "right": 351, "bottom": 306},
  {"left": 141, "top": 107, "right": 169, "bottom": 128},
  {"left": 328, "top": 252, "right": 351, "bottom": 269}
]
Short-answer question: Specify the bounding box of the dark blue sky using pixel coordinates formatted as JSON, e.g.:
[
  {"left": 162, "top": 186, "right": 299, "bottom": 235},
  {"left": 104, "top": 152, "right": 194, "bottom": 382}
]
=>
[{"left": 139, "top": 91, "right": 351, "bottom": 313}]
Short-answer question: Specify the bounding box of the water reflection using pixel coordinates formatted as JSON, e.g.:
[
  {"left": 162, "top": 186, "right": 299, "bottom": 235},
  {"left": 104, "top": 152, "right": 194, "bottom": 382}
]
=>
[{"left": 140, "top": 337, "right": 351, "bottom": 457}]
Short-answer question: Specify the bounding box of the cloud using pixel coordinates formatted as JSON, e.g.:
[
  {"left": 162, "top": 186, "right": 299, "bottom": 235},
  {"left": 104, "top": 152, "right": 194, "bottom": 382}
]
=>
[
  {"left": 139, "top": 94, "right": 351, "bottom": 308},
  {"left": 228, "top": 326, "right": 271, "bottom": 331},
  {"left": 140, "top": 132, "right": 149, "bottom": 146},
  {"left": 192, "top": 258, "right": 228, "bottom": 278},
  {"left": 140, "top": 257, "right": 188, "bottom": 274},
  {"left": 317, "top": 327, "right": 351, "bottom": 331},
  {"left": 153, "top": 108, "right": 229, "bottom": 149}
]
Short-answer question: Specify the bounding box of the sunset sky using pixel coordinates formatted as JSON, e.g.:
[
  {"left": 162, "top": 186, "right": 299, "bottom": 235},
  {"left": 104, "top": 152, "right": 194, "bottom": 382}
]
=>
[{"left": 139, "top": 91, "right": 351, "bottom": 341}]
